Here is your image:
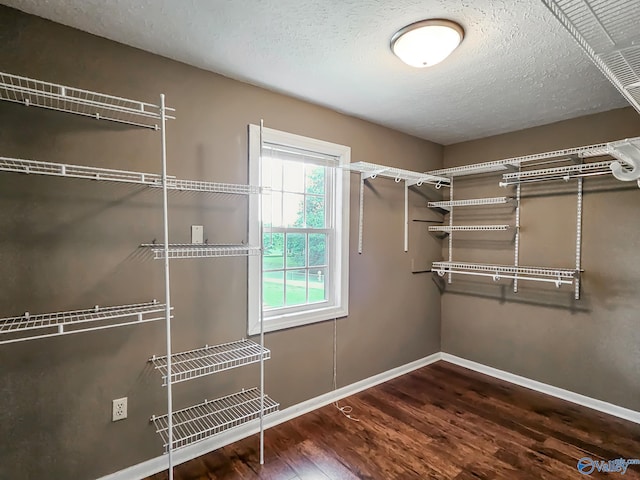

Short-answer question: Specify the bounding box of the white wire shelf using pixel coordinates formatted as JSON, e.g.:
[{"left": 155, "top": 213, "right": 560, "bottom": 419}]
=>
[
  {"left": 0, "top": 71, "right": 175, "bottom": 129},
  {"left": 0, "top": 156, "right": 262, "bottom": 194},
  {"left": 428, "top": 197, "right": 510, "bottom": 211},
  {"left": 151, "top": 388, "right": 279, "bottom": 452},
  {"left": 341, "top": 161, "right": 450, "bottom": 186},
  {"left": 499, "top": 160, "right": 614, "bottom": 186},
  {"left": 542, "top": 0, "right": 640, "bottom": 113},
  {"left": 150, "top": 339, "right": 270, "bottom": 385},
  {"left": 432, "top": 261, "right": 577, "bottom": 287},
  {"left": 141, "top": 243, "right": 261, "bottom": 259},
  {"left": 428, "top": 225, "right": 511, "bottom": 233},
  {"left": 165, "top": 179, "right": 262, "bottom": 195},
  {"left": 0, "top": 156, "right": 169, "bottom": 185},
  {"left": 425, "top": 140, "right": 625, "bottom": 178},
  {"left": 0, "top": 301, "right": 167, "bottom": 344}
]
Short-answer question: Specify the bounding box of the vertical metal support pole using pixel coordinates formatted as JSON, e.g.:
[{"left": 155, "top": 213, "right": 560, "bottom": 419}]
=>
[
  {"left": 259, "top": 120, "right": 266, "bottom": 465},
  {"left": 160, "top": 94, "right": 174, "bottom": 480},
  {"left": 358, "top": 173, "right": 365, "bottom": 254},
  {"left": 575, "top": 177, "right": 583, "bottom": 300},
  {"left": 514, "top": 168, "right": 522, "bottom": 293},
  {"left": 448, "top": 178, "right": 454, "bottom": 284},
  {"left": 404, "top": 181, "right": 409, "bottom": 252}
]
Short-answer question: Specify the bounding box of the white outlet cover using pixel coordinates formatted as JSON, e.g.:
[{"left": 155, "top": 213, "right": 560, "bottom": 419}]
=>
[
  {"left": 191, "top": 225, "right": 204, "bottom": 244},
  {"left": 112, "top": 397, "right": 127, "bottom": 422}
]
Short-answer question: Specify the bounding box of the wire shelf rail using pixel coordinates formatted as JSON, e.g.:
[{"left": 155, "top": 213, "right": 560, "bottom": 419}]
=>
[
  {"left": 428, "top": 197, "right": 510, "bottom": 211},
  {"left": 0, "top": 300, "right": 167, "bottom": 344},
  {"left": 151, "top": 388, "right": 279, "bottom": 452},
  {"left": 150, "top": 339, "right": 271, "bottom": 385},
  {"left": 541, "top": 0, "right": 640, "bottom": 113},
  {"left": 0, "top": 156, "right": 262, "bottom": 194},
  {"left": 500, "top": 160, "right": 614, "bottom": 186},
  {"left": 426, "top": 140, "right": 619, "bottom": 178},
  {"left": 141, "top": 243, "right": 262, "bottom": 259},
  {"left": 428, "top": 225, "right": 510, "bottom": 232},
  {"left": 432, "top": 261, "right": 577, "bottom": 287},
  {"left": 341, "top": 161, "right": 450, "bottom": 186},
  {"left": 0, "top": 71, "right": 175, "bottom": 129}
]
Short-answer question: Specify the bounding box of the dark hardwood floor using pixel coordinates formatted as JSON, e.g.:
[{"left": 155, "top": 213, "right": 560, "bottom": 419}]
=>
[{"left": 147, "top": 361, "right": 640, "bottom": 479}]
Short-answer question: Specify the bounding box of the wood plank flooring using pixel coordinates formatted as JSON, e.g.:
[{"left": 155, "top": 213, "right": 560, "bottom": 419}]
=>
[{"left": 147, "top": 361, "right": 640, "bottom": 479}]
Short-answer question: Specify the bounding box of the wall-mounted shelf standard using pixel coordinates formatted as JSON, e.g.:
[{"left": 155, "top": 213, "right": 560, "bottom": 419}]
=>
[
  {"left": 428, "top": 225, "right": 510, "bottom": 233},
  {"left": 151, "top": 388, "right": 279, "bottom": 452},
  {"left": 432, "top": 261, "right": 577, "bottom": 288},
  {"left": 339, "top": 161, "right": 449, "bottom": 253},
  {"left": 428, "top": 197, "right": 510, "bottom": 211},
  {"left": 500, "top": 160, "right": 614, "bottom": 186},
  {"left": 141, "top": 243, "right": 261, "bottom": 259},
  {"left": 150, "top": 339, "right": 271, "bottom": 386},
  {"left": 0, "top": 301, "right": 167, "bottom": 345},
  {"left": 0, "top": 71, "right": 175, "bottom": 129},
  {"left": 541, "top": 0, "right": 640, "bottom": 114}
]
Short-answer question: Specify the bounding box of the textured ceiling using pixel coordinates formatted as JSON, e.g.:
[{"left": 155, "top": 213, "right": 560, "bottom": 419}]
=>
[{"left": 0, "top": 0, "right": 630, "bottom": 144}]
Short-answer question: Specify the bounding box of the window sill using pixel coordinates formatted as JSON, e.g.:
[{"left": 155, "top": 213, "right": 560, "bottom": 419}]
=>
[{"left": 248, "top": 304, "right": 348, "bottom": 335}]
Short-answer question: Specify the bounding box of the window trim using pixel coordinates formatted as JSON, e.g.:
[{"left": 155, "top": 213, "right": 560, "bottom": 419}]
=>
[{"left": 248, "top": 125, "right": 350, "bottom": 335}]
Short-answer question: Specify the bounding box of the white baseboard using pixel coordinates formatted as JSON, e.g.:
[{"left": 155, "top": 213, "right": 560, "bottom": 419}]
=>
[
  {"left": 97, "top": 352, "right": 442, "bottom": 480},
  {"left": 441, "top": 353, "right": 640, "bottom": 425}
]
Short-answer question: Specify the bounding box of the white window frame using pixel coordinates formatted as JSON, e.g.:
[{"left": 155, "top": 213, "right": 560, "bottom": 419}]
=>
[{"left": 248, "top": 125, "right": 350, "bottom": 335}]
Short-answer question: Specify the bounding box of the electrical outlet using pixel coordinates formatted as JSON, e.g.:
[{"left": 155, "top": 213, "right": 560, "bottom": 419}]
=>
[{"left": 112, "top": 397, "right": 127, "bottom": 422}]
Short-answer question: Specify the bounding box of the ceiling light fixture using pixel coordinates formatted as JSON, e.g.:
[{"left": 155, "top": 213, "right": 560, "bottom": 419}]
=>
[{"left": 391, "top": 19, "right": 464, "bottom": 68}]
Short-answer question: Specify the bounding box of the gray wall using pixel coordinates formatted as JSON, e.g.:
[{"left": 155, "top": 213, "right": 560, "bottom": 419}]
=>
[
  {"left": 441, "top": 107, "right": 640, "bottom": 412},
  {"left": 0, "top": 6, "right": 443, "bottom": 479}
]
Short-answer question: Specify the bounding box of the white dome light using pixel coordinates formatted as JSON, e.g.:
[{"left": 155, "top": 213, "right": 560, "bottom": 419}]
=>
[{"left": 391, "top": 19, "right": 464, "bottom": 68}]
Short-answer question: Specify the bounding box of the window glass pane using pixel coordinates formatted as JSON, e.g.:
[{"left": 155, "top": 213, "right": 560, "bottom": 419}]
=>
[
  {"left": 261, "top": 156, "right": 272, "bottom": 189},
  {"left": 305, "top": 165, "right": 325, "bottom": 194},
  {"left": 308, "top": 234, "right": 327, "bottom": 267},
  {"left": 263, "top": 233, "right": 284, "bottom": 270},
  {"left": 270, "top": 157, "right": 283, "bottom": 190},
  {"left": 305, "top": 195, "right": 325, "bottom": 228},
  {"left": 266, "top": 191, "right": 282, "bottom": 228},
  {"left": 282, "top": 160, "right": 305, "bottom": 193},
  {"left": 286, "top": 233, "right": 306, "bottom": 268},
  {"left": 285, "top": 269, "right": 307, "bottom": 306},
  {"left": 309, "top": 267, "right": 328, "bottom": 303},
  {"left": 263, "top": 271, "right": 284, "bottom": 309},
  {"left": 283, "top": 192, "right": 304, "bottom": 227}
]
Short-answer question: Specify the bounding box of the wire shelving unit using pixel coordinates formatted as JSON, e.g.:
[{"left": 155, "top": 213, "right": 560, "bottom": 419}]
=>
[
  {"left": 0, "top": 72, "right": 175, "bottom": 129},
  {"left": 147, "top": 119, "right": 274, "bottom": 477},
  {"left": 141, "top": 243, "right": 262, "bottom": 260},
  {"left": 0, "top": 301, "right": 167, "bottom": 345},
  {"left": 428, "top": 197, "right": 510, "bottom": 211},
  {"left": 339, "top": 161, "right": 450, "bottom": 253},
  {"left": 432, "top": 261, "right": 577, "bottom": 287},
  {"left": 151, "top": 388, "right": 279, "bottom": 452},
  {"left": 150, "top": 339, "right": 271, "bottom": 385},
  {"left": 428, "top": 225, "right": 510, "bottom": 233},
  {"left": 541, "top": 0, "right": 640, "bottom": 114}
]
